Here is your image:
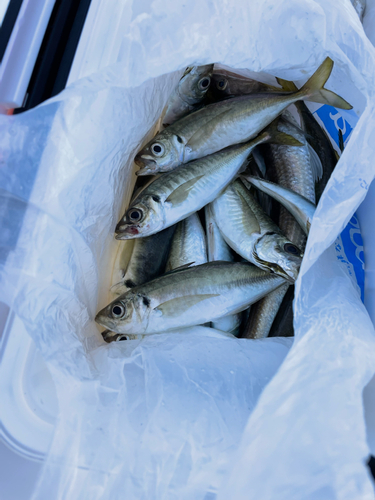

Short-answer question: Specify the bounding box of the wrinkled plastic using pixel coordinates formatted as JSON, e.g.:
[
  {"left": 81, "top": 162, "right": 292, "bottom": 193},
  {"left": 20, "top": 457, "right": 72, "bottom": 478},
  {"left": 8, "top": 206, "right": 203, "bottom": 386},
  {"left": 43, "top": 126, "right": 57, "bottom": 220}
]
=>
[{"left": 1, "top": 0, "right": 375, "bottom": 499}]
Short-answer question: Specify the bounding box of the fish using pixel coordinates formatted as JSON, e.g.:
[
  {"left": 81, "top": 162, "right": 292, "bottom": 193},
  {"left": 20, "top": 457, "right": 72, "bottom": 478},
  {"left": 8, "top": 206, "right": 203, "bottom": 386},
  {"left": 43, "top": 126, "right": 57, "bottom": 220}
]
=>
[
  {"left": 248, "top": 113, "right": 319, "bottom": 338},
  {"left": 205, "top": 203, "right": 234, "bottom": 262},
  {"left": 163, "top": 65, "right": 214, "bottom": 126},
  {"left": 276, "top": 78, "right": 339, "bottom": 203},
  {"left": 95, "top": 261, "right": 286, "bottom": 335},
  {"left": 211, "top": 179, "right": 303, "bottom": 282},
  {"left": 134, "top": 58, "right": 352, "bottom": 175},
  {"left": 205, "top": 204, "right": 242, "bottom": 336},
  {"left": 205, "top": 69, "right": 282, "bottom": 103},
  {"left": 259, "top": 113, "right": 320, "bottom": 245},
  {"left": 166, "top": 212, "right": 207, "bottom": 271},
  {"left": 242, "top": 175, "right": 316, "bottom": 236},
  {"left": 116, "top": 123, "right": 301, "bottom": 239},
  {"left": 241, "top": 283, "right": 289, "bottom": 339},
  {"left": 111, "top": 225, "right": 176, "bottom": 295}
]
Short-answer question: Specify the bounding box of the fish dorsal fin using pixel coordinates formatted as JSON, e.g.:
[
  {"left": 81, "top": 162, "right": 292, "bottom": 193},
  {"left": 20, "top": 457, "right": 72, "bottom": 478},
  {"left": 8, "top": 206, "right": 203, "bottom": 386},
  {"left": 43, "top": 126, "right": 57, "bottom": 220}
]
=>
[
  {"left": 155, "top": 294, "right": 220, "bottom": 318},
  {"left": 232, "top": 182, "right": 262, "bottom": 235},
  {"left": 235, "top": 179, "right": 280, "bottom": 234},
  {"left": 307, "top": 143, "right": 323, "bottom": 182},
  {"left": 276, "top": 77, "right": 298, "bottom": 92},
  {"left": 166, "top": 175, "right": 205, "bottom": 205}
]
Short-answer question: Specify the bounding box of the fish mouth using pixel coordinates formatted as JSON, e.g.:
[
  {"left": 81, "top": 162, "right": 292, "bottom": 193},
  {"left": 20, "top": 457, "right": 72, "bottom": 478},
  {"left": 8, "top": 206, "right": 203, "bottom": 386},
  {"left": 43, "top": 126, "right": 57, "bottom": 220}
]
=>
[
  {"left": 115, "top": 231, "right": 138, "bottom": 240},
  {"left": 115, "top": 220, "right": 126, "bottom": 233},
  {"left": 95, "top": 313, "right": 115, "bottom": 330},
  {"left": 101, "top": 329, "right": 118, "bottom": 343},
  {"left": 136, "top": 166, "right": 157, "bottom": 176},
  {"left": 134, "top": 155, "right": 157, "bottom": 173},
  {"left": 115, "top": 223, "right": 140, "bottom": 237}
]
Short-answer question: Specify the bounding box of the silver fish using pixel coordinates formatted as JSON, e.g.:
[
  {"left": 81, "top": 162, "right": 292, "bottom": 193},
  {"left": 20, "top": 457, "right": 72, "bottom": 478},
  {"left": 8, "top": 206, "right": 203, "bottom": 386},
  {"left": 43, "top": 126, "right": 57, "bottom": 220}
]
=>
[
  {"left": 116, "top": 124, "right": 300, "bottom": 239},
  {"left": 163, "top": 65, "right": 214, "bottom": 126},
  {"left": 206, "top": 69, "right": 283, "bottom": 103},
  {"left": 111, "top": 225, "right": 176, "bottom": 295},
  {"left": 135, "top": 58, "right": 351, "bottom": 175},
  {"left": 242, "top": 175, "right": 316, "bottom": 236},
  {"left": 166, "top": 212, "right": 207, "bottom": 271},
  {"left": 275, "top": 78, "right": 339, "bottom": 203},
  {"left": 205, "top": 204, "right": 242, "bottom": 336},
  {"left": 241, "top": 283, "right": 289, "bottom": 339},
  {"left": 211, "top": 179, "right": 302, "bottom": 282},
  {"left": 95, "top": 261, "right": 285, "bottom": 335},
  {"left": 249, "top": 113, "right": 319, "bottom": 339},
  {"left": 259, "top": 114, "right": 320, "bottom": 246}
]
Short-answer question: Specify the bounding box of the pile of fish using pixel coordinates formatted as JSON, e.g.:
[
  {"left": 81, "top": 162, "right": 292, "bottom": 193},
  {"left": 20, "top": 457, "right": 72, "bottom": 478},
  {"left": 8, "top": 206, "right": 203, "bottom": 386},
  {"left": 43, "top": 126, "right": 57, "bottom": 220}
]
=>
[{"left": 96, "top": 58, "right": 352, "bottom": 342}]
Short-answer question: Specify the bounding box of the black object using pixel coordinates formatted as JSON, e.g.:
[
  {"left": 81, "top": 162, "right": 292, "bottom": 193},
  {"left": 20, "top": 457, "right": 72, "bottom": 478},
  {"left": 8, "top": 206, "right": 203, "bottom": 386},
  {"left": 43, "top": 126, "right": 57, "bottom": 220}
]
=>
[
  {"left": 0, "top": 0, "right": 23, "bottom": 63},
  {"left": 368, "top": 455, "right": 375, "bottom": 480},
  {"left": 268, "top": 284, "right": 295, "bottom": 338},
  {"left": 15, "top": 0, "right": 91, "bottom": 112}
]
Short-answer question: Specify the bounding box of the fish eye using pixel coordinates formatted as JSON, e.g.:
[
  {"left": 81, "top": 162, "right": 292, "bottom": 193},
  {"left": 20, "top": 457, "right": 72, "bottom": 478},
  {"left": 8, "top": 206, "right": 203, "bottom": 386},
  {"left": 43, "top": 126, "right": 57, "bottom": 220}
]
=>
[
  {"left": 111, "top": 303, "right": 125, "bottom": 318},
  {"left": 216, "top": 78, "right": 228, "bottom": 90},
  {"left": 151, "top": 143, "right": 165, "bottom": 157},
  {"left": 127, "top": 208, "right": 143, "bottom": 222},
  {"left": 198, "top": 76, "right": 211, "bottom": 90},
  {"left": 284, "top": 243, "right": 300, "bottom": 255}
]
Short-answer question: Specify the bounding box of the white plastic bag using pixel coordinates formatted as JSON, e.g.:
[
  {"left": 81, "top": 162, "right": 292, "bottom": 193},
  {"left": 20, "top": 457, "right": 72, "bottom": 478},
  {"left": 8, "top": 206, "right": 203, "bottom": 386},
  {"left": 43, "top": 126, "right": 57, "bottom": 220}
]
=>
[{"left": 1, "top": 0, "right": 375, "bottom": 499}]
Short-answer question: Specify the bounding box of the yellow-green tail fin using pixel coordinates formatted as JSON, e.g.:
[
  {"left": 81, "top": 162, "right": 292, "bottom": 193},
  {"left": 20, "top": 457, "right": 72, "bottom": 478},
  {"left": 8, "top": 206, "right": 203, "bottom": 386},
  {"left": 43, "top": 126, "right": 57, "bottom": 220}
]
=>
[{"left": 297, "top": 57, "right": 352, "bottom": 110}]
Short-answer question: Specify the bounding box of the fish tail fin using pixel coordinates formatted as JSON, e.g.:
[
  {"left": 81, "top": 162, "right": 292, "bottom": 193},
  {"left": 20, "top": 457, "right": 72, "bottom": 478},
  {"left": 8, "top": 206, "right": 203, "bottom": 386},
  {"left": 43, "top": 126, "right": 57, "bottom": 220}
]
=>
[
  {"left": 259, "top": 118, "right": 304, "bottom": 147},
  {"left": 297, "top": 57, "right": 352, "bottom": 110}
]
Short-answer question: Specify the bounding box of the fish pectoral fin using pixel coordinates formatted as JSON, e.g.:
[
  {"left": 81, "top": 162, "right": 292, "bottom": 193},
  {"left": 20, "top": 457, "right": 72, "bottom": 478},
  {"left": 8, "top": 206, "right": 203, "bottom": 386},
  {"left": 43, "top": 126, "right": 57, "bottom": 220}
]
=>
[
  {"left": 166, "top": 175, "right": 206, "bottom": 205},
  {"left": 307, "top": 143, "right": 323, "bottom": 181},
  {"left": 186, "top": 108, "right": 233, "bottom": 151},
  {"left": 154, "top": 294, "right": 220, "bottom": 318}
]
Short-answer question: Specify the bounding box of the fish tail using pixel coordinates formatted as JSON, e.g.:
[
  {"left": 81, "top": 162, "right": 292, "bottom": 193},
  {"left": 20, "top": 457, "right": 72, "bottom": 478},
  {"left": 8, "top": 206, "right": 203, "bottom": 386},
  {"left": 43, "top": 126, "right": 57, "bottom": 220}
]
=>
[
  {"left": 258, "top": 118, "right": 304, "bottom": 147},
  {"left": 296, "top": 57, "right": 352, "bottom": 110}
]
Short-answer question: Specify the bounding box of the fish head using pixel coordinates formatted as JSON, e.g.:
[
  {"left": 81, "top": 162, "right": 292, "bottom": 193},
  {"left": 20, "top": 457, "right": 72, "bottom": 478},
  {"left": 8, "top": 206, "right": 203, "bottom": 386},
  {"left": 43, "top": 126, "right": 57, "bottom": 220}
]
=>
[
  {"left": 115, "top": 195, "right": 165, "bottom": 240},
  {"left": 179, "top": 64, "right": 214, "bottom": 104},
  {"left": 253, "top": 233, "right": 303, "bottom": 282},
  {"left": 101, "top": 329, "right": 142, "bottom": 343},
  {"left": 208, "top": 73, "right": 230, "bottom": 101},
  {"left": 135, "top": 130, "right": 183, "bottom": 175},
  {"left": 95, "top": 293, "right": 151, "bottom": 334}
]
